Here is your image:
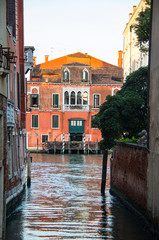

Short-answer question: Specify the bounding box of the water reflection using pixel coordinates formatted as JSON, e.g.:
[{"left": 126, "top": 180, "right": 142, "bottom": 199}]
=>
[{"left": 6, "top": 154, "right": 154, "bottom": 240}]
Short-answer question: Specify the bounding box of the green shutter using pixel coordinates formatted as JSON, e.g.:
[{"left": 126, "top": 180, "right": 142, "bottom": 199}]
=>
[
  {"left": 86, "top": 71, "right": 88, "bottom": 80},
  {"left": 30, "top": 94, "right": 32, "bottom": 107},
  {"left": 53, "top": 94, "right": 59, "bottom": 108},
  {"left": 37, "top": 95, "right": 39, "bottom": 107},
  {"left": 32, "top": 115, "right": 38, "bottom": 128},
  {"left": 52, "top": 115, "right": 59, "bottom": 128}
]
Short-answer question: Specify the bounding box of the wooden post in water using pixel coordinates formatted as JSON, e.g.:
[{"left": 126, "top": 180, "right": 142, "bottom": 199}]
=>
[
  {"left": 54, "top": 139, "right": 56, "bottom": 154},
  {"left": 27, "top": 151, "right": 31, "bottom": 187},
  {"left": 101, "top": 150, "right": 108, "bottom": 195},
  {"left": 88, "top": 139, "right": 90, "bottom": 154},
  {"left": 96, "top": 139, "right": 98, "bottom": 154},
  {"left": 62, "top": 134, "right": 65, "bottom": 154}
]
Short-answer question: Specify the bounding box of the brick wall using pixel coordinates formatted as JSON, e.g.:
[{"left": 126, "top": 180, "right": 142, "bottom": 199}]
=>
[{"left": 110, "top": 142, "right": 148, "bottom": 211}]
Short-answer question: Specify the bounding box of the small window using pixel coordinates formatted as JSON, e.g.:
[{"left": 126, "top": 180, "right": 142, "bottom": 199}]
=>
[
  {"left": 63, "top": 68, "right": 70, "bottom": 81},
  {"left": 52, "top": 115, "right": 59, "bottom": 129},
  {"left": 32, "top": 115, "right": 38, "bottom": 128},
  {"left": 71, "top": 121, "right": 76, "bottom": 126},
  {"left": 53, "top": 94, "right": 59, "bottom": 108},
  {"left": 93, "top": 94, "right": 100, "bottom": 108},
  {"left": 71, "top": 91, "right": 75, "bottom": 105},
  {"left": 83, "top": 91, "right": 88, "bottom": 105},
  {"left": 91, "top": 115, "right": 97, "bottom": 128},
  {"left": 64, "top": 91, "right": 69, "bottom": 104},
  {"left": 77, "top": 120, "right": 82, "bottom": 126},
  {"left": 30, "top": 94, "right": 39, "bottom": 108},
  {"left": 42, "top": 135, "right": 48, "bottom": 143},
  {"left": 82, "top": 69, "right": 88, "bottom": 81}
]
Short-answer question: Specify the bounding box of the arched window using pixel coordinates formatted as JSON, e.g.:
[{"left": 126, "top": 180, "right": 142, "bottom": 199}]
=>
[
  {"left": 77, "top": 91, "right": 82, "bottom": 105},
  {"left": 71, "top": 91, "right": 75, "bottom": 105},
  {"left": 82, "top": 68, "right": 88, "bottom": 81},
  {"left": 64, "top": 91, "right": 69, "bottom": 104},
  {"left": 63, "top": 68, "right": 70, "bottom": 81},
  {"left": 83, "top": 91, "right": 88, "bottom": 105}
]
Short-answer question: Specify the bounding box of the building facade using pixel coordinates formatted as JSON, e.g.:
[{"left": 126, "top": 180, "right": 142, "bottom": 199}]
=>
[
  {"left": 123, "top": 0, "right": 149, "bottom": 80},
  {"left": 0, "top": 1, "right": 26, "bottom": 239},
  {"left": 26, "top": 52, "right": 123, "bottom": 152}
]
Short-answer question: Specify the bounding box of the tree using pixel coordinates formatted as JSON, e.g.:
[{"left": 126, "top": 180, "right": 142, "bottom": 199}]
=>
[
  {"left": 133, "top": 0, "right": 151, "bottom": 52},
  {"left": 93, "top": 66, "right": 148, "bottom": 150}
]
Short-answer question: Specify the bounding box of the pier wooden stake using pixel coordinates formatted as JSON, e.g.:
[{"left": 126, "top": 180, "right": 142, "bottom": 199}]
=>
[
  {"left": 27, "top": 152, "right": 31, "bottom": 187},
  {"left": 101, "top": 150, "right": 108, "bottom": 195}
]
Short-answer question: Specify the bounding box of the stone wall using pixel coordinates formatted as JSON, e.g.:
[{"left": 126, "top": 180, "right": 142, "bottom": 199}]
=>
[{"left": 110, "top": 142, "right": 148, "bottom": 212}]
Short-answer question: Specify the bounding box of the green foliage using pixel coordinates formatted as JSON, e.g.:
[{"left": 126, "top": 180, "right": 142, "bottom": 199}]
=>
[
  {"left": 118, "top": 136, "right": 138, "bottom": 144},
  {"left": 133, "top": 0, "right": 151, "bottom": 52},
  {"left": 93, "top": 67, "right": 148, "bottom": 150}
]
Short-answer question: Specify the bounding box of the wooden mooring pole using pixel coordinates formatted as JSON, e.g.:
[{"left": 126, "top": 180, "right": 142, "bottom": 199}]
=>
[
  {"left": 27, "top": 151, "right": 31, "bottom": 187},
  {"left": 101, "top": 150, "right": 108, "bottom": 195}
]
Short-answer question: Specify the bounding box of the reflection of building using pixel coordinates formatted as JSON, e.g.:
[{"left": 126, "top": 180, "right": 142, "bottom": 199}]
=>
[
  {"left": 123, "top": 0, "right": 149, "bottom": 80},
  {"left": 26, "top": 52, "right": 123, "bottom": 150},
  {"left": 0, "top": 1, "right": 26, "bottom": 239}
]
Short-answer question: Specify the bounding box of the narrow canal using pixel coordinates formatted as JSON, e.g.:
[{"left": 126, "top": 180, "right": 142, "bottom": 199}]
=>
[{"left": 6, "top": 154, "right": 154, "bottom": 240}]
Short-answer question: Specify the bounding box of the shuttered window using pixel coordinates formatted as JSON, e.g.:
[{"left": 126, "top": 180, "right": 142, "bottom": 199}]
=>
[
  {"left": 93, "top": 94, "right": 100, "bottom": 108},
  {"left": 30, "top": 94, "right": 39, "bottom": 108},
  {"left": 52, "top": 115, "right": 59, "bottom": 129},
  {"left": 32, "top": 115, "right": 38, "bottom": 128},
  {"left": 53, "top": 94, "right": 59, "bottom": 108}
]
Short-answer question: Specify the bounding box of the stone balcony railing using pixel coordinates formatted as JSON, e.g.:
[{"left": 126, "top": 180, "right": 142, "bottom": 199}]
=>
[
  {"left": 7, "top": 99, "right": 15, "bottom": 127},
  {"left": 63, "top": 104, "right": 89, "bottom": 111}
]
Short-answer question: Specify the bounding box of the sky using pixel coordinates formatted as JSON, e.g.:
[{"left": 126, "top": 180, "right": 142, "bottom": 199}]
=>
[{"left": 24, "top": 0, "right": 140, "bottom": 66}]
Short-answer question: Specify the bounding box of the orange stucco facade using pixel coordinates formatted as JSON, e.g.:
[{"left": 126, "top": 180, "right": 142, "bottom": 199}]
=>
[{"left": 26, "top": 52, "right": 123, "bottom": 150}]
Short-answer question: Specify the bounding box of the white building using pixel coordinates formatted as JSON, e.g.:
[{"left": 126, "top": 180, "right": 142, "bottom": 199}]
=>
[{"left": 123, "top": 0, "right": 149, "bottom": 80}]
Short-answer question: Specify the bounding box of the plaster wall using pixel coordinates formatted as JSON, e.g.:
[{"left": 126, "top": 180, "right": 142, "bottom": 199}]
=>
[{"left": 147, "top": 0, "right": 159, "bottom": 224}]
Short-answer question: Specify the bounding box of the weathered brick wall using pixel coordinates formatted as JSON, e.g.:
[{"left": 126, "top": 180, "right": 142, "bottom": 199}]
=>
[{"left": 111, "top": 142, "right": 148, "bottom": 211}]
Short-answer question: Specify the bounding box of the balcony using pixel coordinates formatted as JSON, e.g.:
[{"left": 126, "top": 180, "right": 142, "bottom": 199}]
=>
[
  {"left": 0, "top": 44, "right": 17, "bottom": 76},
  {"left": 63, "top": 105, "right": 89, "bottom": 111},
  {"left": 7, "top": 100, "right": 15, "bottom": 127}
]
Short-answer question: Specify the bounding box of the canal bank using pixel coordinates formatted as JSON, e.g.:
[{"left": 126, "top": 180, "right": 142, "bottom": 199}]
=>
[{"left": 6, "top": 153, "right": 154, "bottom": 240}]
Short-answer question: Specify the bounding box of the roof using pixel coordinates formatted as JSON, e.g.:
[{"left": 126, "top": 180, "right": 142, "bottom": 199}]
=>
[{"left": 36, "top": 52, "right": 120, "bottom": 69}]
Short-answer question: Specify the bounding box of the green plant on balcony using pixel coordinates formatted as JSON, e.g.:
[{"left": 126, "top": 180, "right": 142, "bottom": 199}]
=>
[{"left": 63, "top": 78, "right": 69, "bottom": 82}]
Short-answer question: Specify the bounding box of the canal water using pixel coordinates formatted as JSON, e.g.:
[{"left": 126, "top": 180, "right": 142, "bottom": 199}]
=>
[{"left": 6, "top": 154, "right": 154, "bottom": 240}]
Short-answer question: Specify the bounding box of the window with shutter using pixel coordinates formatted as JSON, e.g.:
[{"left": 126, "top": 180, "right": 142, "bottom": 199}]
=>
[
  {"left": 53, "top": 94, "right": 59, "bottom": 108},
  {"left": 93, "top": 94, "right": 100, "bottom": 108},
  {"left": 32, "top": 115, "right": 38, "bottom": 128},
  {"left": 52, "top": 115, "right": 59, "bottom": 129},
  {"left": 30, "top": 94, "right": 39, "bottom": 108}
]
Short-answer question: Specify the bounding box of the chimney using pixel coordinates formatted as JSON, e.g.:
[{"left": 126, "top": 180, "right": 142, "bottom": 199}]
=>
[
  {"left": 118, "top": 50, "right": 123, "bottom": 68},
  {"left": 133, "top": 5, "right": 137, "bottom": 13},
  {"left": 129, "top": 13, "right": 132, "bottom": 20},
  {"left": 45, "top": 55, "right": 49, "bottom": 62},
  {"left": 33, "top": 56, "right": 36, "bottom": 67}
]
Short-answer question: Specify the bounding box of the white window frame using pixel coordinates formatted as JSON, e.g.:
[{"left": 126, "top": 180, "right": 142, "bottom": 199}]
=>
[
  {"left": 93, "top": 94, "right": 101, "bottom": 108},
  {"left": 82, "top": 68, "right": 89, "bottom": 81},
  {"left": 63, "top": 87, "right": 90, "bottom": 106},
  {"left": 112, "top": 87, "right": 121, "bottom": 96},
  {"left": 41, "top": 134, "right": 49, "bottom": 143}
]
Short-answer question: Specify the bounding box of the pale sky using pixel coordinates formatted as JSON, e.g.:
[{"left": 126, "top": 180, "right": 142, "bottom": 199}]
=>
[{"left": 24, "top": 0, "right": 140, "bottom": 65}]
